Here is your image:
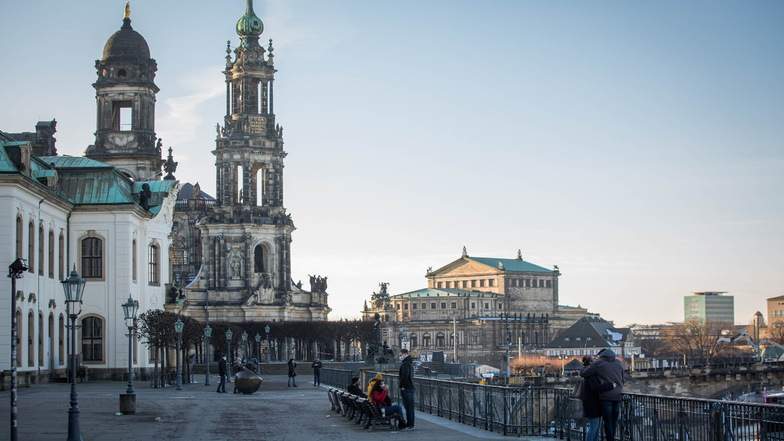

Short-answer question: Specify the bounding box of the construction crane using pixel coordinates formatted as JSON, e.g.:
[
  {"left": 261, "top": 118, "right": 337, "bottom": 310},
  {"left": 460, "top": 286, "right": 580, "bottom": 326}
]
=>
[{"left": 716, "top": 331, "right": 784, "bottom": 362}]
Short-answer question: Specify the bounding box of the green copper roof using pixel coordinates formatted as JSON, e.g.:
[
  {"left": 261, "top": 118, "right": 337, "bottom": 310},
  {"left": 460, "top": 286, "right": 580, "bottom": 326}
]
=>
[
  {"left": 43, "top": 156, "right": 113, "bottom": 169},
  {"left": 236, "top": 0, "right": 263, "bottom": 48},
  {"left": 468, "top": 256, "right": 554, "bottom": 273},
  {"left": 391, "top": 288, "right": 501, "bottom": 299}
]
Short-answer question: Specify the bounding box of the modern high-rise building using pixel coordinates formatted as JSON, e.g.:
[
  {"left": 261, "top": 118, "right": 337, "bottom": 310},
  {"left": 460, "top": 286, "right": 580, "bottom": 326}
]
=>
[{"left": 683, "top": 291, "right": 734, "bottom": 324}]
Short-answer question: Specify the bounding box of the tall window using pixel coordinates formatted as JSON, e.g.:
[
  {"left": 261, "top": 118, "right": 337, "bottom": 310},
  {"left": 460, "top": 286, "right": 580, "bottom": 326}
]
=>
[
  {"left": 58, "top": 233, "right": 65, "bottom": 280},
  {"left": 436, "top": 333, "right": 445, "bottom": 347},
  {"left": 28, "top": 222, "right": 34, "bottom": 273},
  {"left": 48, "top": 230, "right": 55, "bottom": 278},
  {"left": 422, "top": 333, "right": 432, "bottom": 348},
  {"left": 16, "top": 216, "right": 23, "bottom": 258},
  {"left": 148, "top": 244, "right": 160, "bottom": 285},
  {"left": 254, "top": 245, "right": 266, "bottom": 273},
  {"left": 81, "top": 317, "right": 103, "bottom": 361},
  {"left": 410, "top": 333, "right": 418, "bottom": 348},
  {"left": 81, "top": 237, "right": 102, "bottom": 278},
  {"left": 38, "top": 224, "right": 44, "bottom": 275},
  {"left": 38, "top": 312, "right": 44, "bottom": 366},
  {"left": 58, "top": 314, "right": 65, "bottom": 365},
  {"left": 16, "top": 310, "right": 22, "bottom": 367},
  {"left": 132, "top": 239, "right": 137, "bottom": 282},
  {"left": 28, "top": 310, "right": 34, "bottom": 366}
]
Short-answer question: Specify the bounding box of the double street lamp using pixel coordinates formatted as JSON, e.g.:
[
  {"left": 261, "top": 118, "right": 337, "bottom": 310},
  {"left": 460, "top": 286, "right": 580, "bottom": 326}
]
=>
[
  {"left": 225, "top": 329, "right": 234, "bottom": 383},
  {"left": 265, "top": 324, "right": 271, "bottom": 363},
  {"left": 174, "top": 318, "right": 184, "bottom": 390},
  {"left": 121, "top": 296, "right": 139, "bottom": 394},
  {"left": 204, "top": 325, "right": 212, "bottom": 386},
  {"left": 8, "top": 258, "right": 29, "bottom": 441},
  {"left": 62, "top": 266, "right": 86, "bottom": 441}
]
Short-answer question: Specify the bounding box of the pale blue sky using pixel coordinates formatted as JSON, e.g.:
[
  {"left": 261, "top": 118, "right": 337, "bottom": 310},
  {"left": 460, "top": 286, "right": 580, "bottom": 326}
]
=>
[{"left": 1, "top": 0, "right": 782, "bottom": 326}]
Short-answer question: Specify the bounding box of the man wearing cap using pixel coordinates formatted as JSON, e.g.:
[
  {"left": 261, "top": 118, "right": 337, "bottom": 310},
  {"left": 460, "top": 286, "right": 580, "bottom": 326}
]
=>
[{"left": 347, "top": 377, "right": 366, "bottom": 397}]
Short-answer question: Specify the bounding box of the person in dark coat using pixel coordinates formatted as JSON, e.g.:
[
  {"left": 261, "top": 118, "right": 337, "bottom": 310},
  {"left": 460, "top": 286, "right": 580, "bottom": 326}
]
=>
[
  {"left": 398, "top": 349, "right": 415, "bottom": 430},
  {"left": 581, "top": 355, "right": 618, "bottom": 441},
  {"left": 580, "top": 349, "right": 624, "bottom": 441},
  {"left": 311, "top": 358, "right": 323, "bottom": 387},
  {"left": 347, "top": 377, "right": 367, "bottom": 398},
  {"left": 287, "top": 358, "right": 298, "bottom": 387},
  {"left": 216, "top": 355, "right": 227, "bottom": 393}
]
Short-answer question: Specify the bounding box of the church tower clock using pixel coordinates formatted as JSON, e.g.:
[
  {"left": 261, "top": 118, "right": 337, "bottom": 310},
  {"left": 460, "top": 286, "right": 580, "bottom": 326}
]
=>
[{"left": 86, "top": 3, "right": 162, "bottom": 181}]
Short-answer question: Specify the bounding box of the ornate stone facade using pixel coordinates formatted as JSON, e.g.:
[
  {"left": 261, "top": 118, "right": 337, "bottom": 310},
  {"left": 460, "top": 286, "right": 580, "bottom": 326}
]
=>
[{"left": 171, "top": 0, "right": 330, "bottom": 323}]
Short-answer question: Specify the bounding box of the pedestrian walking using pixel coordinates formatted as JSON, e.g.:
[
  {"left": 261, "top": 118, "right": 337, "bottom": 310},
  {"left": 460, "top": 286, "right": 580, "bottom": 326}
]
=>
[
  {"left": 287, "top": 358, "right": 298, "bottom": 387},
  {"left": 216, "top": 355, "right": 227, "bottom": 393}
]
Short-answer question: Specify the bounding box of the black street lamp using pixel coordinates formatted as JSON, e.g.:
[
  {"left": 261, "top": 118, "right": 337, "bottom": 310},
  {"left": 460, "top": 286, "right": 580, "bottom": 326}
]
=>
[
  {"left": 265, "top": 324, "right": 271, "bottom": 362},
  {"left": 8, "top": 258, "right": 29, "bottom": 441},
  {"left": 241, "top": 330, "right": 248, "bottom": 361},
  {"left": 62, "top": 265, "right": 86, "bottom": 441},
  {"left": 174, "top": 318, "right": 184, "bottom": 390},
  {"left": 121, "top": 296, "right": 139, "bottom": 394},
  {"left": 204, "top": 325, "right": 212, "bottom": 386},
  {"left": 225, "top": 329, "right": 233, "bottom": 383},
  {"left": 254, "top": 333, "right": 261, "bottom": 374}
]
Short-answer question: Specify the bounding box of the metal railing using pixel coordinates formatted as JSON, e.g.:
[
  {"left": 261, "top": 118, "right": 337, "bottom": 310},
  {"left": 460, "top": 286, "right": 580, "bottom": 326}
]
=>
[
  {"left": 340, "top": 372, "right": 784, "bottom": 440},
  {"left": 320, "top": 368, "right": 356, "bottom": 390}
]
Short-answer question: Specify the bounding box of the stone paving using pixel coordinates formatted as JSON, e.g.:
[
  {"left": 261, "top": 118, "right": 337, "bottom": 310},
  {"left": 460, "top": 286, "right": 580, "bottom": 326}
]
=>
[{"left": 0, "top": 375, "right": 553, "bottom": 440}]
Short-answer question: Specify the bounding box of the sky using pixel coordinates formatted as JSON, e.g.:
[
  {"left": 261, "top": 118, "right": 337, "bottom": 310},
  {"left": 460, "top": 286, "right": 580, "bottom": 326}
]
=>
[{"left": 1, "top": 0, "right": 782, "bottom": 327}]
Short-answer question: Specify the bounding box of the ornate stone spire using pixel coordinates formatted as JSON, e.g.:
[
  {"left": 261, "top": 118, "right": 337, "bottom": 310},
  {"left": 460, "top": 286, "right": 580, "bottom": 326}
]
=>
[{"left": 236, "top": 0, "right": 263, "bottom": 49}]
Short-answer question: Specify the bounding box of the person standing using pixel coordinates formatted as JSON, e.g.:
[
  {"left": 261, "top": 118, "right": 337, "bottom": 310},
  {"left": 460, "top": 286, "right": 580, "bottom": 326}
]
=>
[
  {"left": 216, "top": 355, "right": 227, "bottom": 393},
  {"left": 311, "top": 358, "right": 323, "bottom": 387},
  {"left": 580, "top": 355, "right": 618, "bottom": 441},
  {"left": 287, "top": 358, "right": 298, "bottom": 387},
  {"left": 398, "top": 349, "right": 415, "bottom": 431},
  {"left": 580, "top": 349, "right": 624, "bottom": 441}
]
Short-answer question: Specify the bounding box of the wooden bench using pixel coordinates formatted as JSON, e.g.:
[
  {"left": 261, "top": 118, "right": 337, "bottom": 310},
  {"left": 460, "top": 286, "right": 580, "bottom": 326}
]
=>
[{"left": 326, "top": 388, "right": 400, "bottom": 432}]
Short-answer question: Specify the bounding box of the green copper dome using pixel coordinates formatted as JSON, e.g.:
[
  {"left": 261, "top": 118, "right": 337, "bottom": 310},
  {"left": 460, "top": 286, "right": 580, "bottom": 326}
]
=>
[{"left": 236, "top": 0, "right": 263, "bottom": 40}]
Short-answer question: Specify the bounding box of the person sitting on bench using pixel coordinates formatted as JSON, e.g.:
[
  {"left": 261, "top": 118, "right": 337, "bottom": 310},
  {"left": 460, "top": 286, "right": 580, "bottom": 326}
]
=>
[{"left": 370, "top": 379, "right": 406, "bottom": 426}]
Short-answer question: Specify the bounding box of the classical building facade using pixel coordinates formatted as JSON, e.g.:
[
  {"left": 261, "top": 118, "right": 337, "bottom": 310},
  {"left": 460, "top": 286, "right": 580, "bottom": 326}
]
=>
[
  {"left": 0, "top": 7, "right": 178, "bottom": 383},
  {"left": 363, "top": 248, "right": 588, "bottom": 366},
  {"left": 170, "top": 0, "right": 331, "bottom": 323}
]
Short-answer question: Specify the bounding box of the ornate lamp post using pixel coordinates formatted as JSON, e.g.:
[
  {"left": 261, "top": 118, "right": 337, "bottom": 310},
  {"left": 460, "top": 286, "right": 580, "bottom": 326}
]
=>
[
  {"left": 254, "top": 333, "right": 261, "bottom": 374},
  {"left": 174, "top": 318, "right": 184, "bottom": 390},
  {"left": 204, "top": 325, "right": 212, "bottom": 386},
  {"left": 8, "top": 258, "right": 28, "bottom": 441},
  {"left": 225, "top": 329, "right": 233, "bottom": 383},
  {"left": 62, "top": 266, "right": 86, "bottom": 441},
  {"left": 241, "top": 330, "right": 248, "bottom": 361},
  {"left": 121, "top": 296, "right": 139, "bottom": 394},
  {"left": 264, "top": 324, "right": 271, "bottom": 362}
]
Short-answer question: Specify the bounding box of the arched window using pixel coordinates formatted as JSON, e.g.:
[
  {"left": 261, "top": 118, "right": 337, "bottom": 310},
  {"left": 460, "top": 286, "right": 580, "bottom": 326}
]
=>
[
  {"left": 132, "top": 239, "right": 137, "bottom": 282},
  {"left": 58, "top": 233, "right": 65, "bottom": 280},
  {"left": 38, "top": 312, "right": 44, "bottom": 366},
  {"left": 48, "top": 314, "right": 54, "bottom": 369},
  {"left": 28, "top": 310, "right": 34, "bottom": 366},
  {"left": 16, "top": 216, "right": 23, "bottom": 259},
  {"left": 48, "top": 230, "right": 55, "bottom": 278},
  {"left": 436, "top": 333, "right": 445, "bottom": 347},
  {"left": 148, "top": 244, "right": 160, "bottom": 285},
  {"left": 58, "top": 314, "right": 65, "bottom": 365},
  {"left": 28, "top": 221, "right": 34, "bottom": 273},
  {"left": 422, "top": 333, "right": 431, "bottom": 348},
  {"left": 254, "top": 245, "right": 266, "bottom": 273},
  {"left": 410, "top": 333, "right": 418, "bottom": 348},
  {"left": 38, "top": 224, "right": 44, "bottom": 276},
  {"left": 81, "top": 237, "right": 103, "bottom": 278},
  {"left": 81, "top": 316, "right": 103, "bottom": 362}
]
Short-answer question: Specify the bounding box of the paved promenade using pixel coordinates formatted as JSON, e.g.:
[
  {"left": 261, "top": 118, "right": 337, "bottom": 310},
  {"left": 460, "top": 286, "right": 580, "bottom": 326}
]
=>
[{"left": 0, "top": 375, "right": 550, "bottom": 440}]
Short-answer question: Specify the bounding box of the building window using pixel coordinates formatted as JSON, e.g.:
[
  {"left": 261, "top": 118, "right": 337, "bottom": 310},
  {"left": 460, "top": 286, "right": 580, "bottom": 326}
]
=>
[
  {"left": 254, "top": 245, "right": 266, "bottom": 273},
  {"left": 436, "top": 333, "right": 445, "bottom": 347},
  {"left": 58, "top": 233, "right": 65, "bottom": 280},
  {"left": 16, "top": 216, "right": 23, "bottom": 258},
  {"left": 440, "top": 302, "right": 446, "bottom": 309},
  {"left": 410, "top": 333, "right": 418, "bottom": 347},
  {"left": 437, "top": 282, "right": 443, "bottom": 288},
  {"left": 81, "top": 316, "right": 103, "bottom": 362},
  {"left": 421, "top": 303, "right": 426, "bottom": 310},
  {"left": 132, "top": 239, "right": 137, "bottom": 282},
  {"left": 539, "top": 280, "right": 544, "bottom": 287},
  {"left": 38, "top": 224, "right": 44, "bottom": 276},
  {"left": 564, "top": 337, "right": 570, "bottom": 341},
  {"left": 422, "top": 333, "right": 431, "bottom": 347},
  {"left": 488, "top": 279, "right": 494, "bottom": 287},
  {"left": 526, "top": 279, "right": 531, "bottom": 287},
  {"left": 485, "top": 302, "right": 489, "bottom": 309},
  {"left": 48, "top": 230, "right": 55, "bottom": 278},
  {"left": 28, "top": 310, "right": 34, "bottom": 366},
  {"left": 471, "top": 280, "right": 476, "bottom": 288},
  {"left": 479, "top": 279, "right": 485, "bottom": 287},
  {"left": 15, "top": 310, "right": 22, "bottom": 367},
  {"left": 451, "top": 302, "right": 457, "bottom": 308},
  {"left": 546, "top": 280, "right": 552, "bottom": 288},
  {"left": 471, "top": 302, "right": 476, "bottom": 309},
  {"left": 402, "top": 303, "right": 407, "bottom": 310},
  {"left": 499, "top": 303, "right": 503, "bottom": 310},
  {"left": 445, "top": 281, "right": 451, "bottom": 288},
  {"left": 412, "top": 303, "right": 417, "bottom": 310},
  {"left": 59, "top": 314, "right": 65, "bottom": 365},
  {"left": 148, "top": 244, "right": 160, "bottom": 285},
  {"left": 112, "top": 100, "right": 133, "bottom": 131},
  {"left": 38, "top": 312, "right": 44, "bottom": 366},
  {"left": 81, "top": 237, "right": 103, "bottom": 278},
  {"left": 28, "top": 222, "right": 34, "bottom": 273},
  {"left": 431, "top": 302, "right": 436, "bottom": 309},
  {"left": 462, "top": 281, "right": 468, "bottom": 288}
]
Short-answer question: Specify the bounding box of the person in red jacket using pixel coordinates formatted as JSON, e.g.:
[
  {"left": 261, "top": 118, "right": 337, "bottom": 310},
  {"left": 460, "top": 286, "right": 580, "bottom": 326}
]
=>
[{"left": 369, "top": 379, "right": 406, "bottom": 429}]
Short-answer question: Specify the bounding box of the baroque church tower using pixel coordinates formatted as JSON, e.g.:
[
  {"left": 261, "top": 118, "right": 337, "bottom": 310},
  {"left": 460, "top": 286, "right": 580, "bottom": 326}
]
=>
[
  {"left": 85, "top": 3, "right": 163, "bottom": 181},
  {"left": 172, "top": 0, "right": 330, "bottom": 323}
]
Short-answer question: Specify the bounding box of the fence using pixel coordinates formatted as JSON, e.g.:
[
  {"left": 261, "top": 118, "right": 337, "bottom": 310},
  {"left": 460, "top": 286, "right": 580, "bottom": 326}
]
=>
[{"left": 321, "top": 368, "right": 784, "bottom": 440}]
